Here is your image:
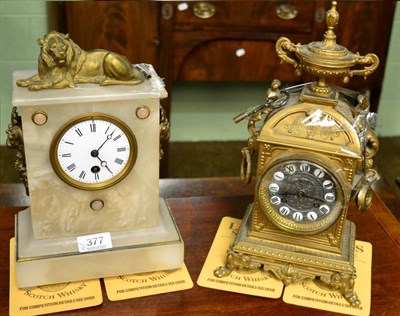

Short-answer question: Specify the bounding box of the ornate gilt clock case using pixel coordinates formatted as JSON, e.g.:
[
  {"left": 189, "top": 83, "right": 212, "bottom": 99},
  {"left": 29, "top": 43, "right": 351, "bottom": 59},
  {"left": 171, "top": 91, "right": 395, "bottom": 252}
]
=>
[
  {"left": 8, "top": 33, "right": 183, "bottom": 287},
  {"left": 215, "top": 2, "right": 379, "bottom": 306}
]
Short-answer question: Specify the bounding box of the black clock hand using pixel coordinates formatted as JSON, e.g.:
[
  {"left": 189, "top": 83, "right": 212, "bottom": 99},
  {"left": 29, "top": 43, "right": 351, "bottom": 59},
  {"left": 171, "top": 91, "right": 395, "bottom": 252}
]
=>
[
  {"left": 90, "top": 149, "right": 113, "bottom": 174},
  {"left": 298, "top": 192, "right": 328, "bottom": 203},
  {"left": 280, "top": 190, "right": 326, "bottom": 203},
  {"left": 96, "top": 129, "right": 116, "bottom": 152},
  {"left": 279, "top": 190, "right": 300, "bottom": 197},
  {"left": 95, "top": 156, "right": 113, "bottom": 174}
]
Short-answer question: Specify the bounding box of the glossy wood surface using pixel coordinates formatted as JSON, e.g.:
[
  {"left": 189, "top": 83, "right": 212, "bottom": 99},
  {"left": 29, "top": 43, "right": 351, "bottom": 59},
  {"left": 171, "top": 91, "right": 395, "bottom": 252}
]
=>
[{"left": 1, "top": 178, "right": 399, "bottom": 315}]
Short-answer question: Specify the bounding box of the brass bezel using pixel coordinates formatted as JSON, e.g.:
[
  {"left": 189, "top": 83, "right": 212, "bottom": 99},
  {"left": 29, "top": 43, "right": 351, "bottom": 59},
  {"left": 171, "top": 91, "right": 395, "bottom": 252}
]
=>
[
  {"left": 257, "top": 151, "right": 346, "bottom": 235},
  {"left": 50, "top": 112, "right": 137, "bottom": 191}
]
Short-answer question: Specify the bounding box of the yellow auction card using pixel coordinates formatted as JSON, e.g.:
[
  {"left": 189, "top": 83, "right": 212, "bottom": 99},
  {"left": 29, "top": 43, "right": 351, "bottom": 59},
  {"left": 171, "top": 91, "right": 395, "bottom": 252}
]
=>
[
  {"left": 9, "top": 238, "right": 103, "bottom": 316},
  {"left": 283, "top": 240, "right": 372, "bottom": 315},
  {"left": 197, "top": 217, "right": 284, "bottom": 298},
  {"left": 104, "top": 264, "right": 193, "bottom": 301}
]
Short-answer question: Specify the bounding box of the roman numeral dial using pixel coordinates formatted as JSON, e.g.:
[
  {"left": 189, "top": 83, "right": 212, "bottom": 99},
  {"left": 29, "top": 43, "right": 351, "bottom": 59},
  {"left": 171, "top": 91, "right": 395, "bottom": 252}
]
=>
[
  {"left": 50, "top": 113, "right": 137, "bottom": 190},
  {"left": 258, "top": 155, "right": 345, "bottom": 235}
]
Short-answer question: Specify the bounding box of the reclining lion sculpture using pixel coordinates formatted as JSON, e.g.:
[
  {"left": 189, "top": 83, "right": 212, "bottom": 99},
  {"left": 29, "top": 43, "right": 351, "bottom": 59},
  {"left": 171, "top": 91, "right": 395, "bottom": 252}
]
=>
[{"left": 17, "top": 31, "right": 147, "bottom": 91}]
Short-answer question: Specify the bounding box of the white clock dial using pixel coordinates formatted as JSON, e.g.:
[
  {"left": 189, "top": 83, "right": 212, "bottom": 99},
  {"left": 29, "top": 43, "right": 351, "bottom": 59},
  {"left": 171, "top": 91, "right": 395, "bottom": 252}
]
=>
[
  {"left": 258, "top": 156, "right": 345, "bottom": 235},
  {"left": 50, "top": 113, "right": 137, "bottom": 190}
]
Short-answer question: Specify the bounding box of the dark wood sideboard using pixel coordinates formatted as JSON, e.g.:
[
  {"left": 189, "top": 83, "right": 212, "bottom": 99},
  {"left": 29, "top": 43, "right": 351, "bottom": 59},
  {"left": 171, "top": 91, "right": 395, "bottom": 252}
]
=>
[
  {"left": 50, "top": 0, "right": 396, "bottom": 175},
  {"left": 51, "top": 0, "right": 395, "bottom": 112}
]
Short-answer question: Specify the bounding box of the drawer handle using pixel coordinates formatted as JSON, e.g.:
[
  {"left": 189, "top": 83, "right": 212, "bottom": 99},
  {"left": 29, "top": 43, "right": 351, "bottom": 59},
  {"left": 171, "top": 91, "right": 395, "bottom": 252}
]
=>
[
  {"left": 193, "top": 2, "right": 216, "bottom": 19},
  {"left": 276, "top": 3, "right": 298, "bottom": 20}
]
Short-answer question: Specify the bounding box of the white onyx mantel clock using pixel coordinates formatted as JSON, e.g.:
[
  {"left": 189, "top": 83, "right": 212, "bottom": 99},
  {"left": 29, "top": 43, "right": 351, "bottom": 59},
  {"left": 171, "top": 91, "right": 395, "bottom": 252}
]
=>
[
  {"left": 6, "top": 32, "right": 183, "bottom": 288},
  {"left": 215, "top": 2, "right": 379, "bottom": 307}
]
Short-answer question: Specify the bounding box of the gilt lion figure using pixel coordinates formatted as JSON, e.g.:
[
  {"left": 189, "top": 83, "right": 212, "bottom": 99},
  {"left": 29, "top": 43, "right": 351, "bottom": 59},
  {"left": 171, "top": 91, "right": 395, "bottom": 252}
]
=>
[{"left": 17, "top": 31, "right": 146, "bottom": 91}]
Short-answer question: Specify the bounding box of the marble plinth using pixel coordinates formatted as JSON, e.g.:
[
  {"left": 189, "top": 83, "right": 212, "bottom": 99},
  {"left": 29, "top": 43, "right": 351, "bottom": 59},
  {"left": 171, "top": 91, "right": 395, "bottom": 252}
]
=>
[{"left": 15, "top": 198, "right": 184, "bottom": 288}]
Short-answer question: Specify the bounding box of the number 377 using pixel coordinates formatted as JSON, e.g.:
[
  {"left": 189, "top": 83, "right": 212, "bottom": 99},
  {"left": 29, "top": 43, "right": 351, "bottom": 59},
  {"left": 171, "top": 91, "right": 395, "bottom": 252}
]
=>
[{"left": 86, "top": 236, "right": 103, "bottom": 246}]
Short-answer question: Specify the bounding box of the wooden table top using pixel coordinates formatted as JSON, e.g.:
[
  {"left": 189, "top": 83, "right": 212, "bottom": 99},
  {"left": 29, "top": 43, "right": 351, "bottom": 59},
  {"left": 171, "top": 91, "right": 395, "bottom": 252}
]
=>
[{"left": 1, "top": 178, "right": 399, "bottom": 315}]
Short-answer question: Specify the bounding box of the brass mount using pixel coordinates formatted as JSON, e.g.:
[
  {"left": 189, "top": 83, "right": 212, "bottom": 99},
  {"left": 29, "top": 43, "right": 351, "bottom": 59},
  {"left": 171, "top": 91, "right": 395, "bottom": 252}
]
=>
[{"left": 275, "top": 1, "right": 379, "bottom": 95}]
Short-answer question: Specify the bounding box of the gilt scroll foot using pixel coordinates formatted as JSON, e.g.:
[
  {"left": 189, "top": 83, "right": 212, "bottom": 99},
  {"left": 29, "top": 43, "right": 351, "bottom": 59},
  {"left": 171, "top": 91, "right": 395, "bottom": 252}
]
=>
[
  {"left": 316, "top": 272, "right": 360, "bottom": 306},
  {"left": 214, "top": 249, "right": 261, "bottom": 278}
]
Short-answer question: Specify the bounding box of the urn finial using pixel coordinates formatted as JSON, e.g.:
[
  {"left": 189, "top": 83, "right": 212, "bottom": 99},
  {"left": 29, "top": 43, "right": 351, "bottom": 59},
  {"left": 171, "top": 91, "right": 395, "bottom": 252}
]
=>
[{"left": 275, "top": 1, "right": 379, "bottom": 96}]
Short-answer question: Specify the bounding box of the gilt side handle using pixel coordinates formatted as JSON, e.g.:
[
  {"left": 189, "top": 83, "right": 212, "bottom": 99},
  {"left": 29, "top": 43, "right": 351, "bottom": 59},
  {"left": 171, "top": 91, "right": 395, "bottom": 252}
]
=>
[
  {"left": 275, "top": 37, "right": 302, "bottom": 76},
  {"left": 346, "top": 53, "right": 380, "bottom": 82}
]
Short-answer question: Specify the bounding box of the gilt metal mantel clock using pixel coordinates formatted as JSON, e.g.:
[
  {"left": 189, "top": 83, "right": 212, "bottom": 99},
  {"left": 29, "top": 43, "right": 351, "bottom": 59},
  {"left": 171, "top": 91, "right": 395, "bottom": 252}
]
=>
[
  {"left": 215, "top": 2, "right": 379, "bottom": 306},
  {"left": 6, "top": 31, "right": 183, "bottom": 288}
]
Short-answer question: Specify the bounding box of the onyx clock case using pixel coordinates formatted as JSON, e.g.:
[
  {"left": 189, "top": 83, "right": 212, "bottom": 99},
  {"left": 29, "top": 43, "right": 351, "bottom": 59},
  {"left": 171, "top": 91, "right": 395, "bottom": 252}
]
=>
[
  {"left": 10, "top": 65, "right": 184, "bottom": 288},
  {"left": 14, "top": 73, "right": 161, "bottom": 239}
]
